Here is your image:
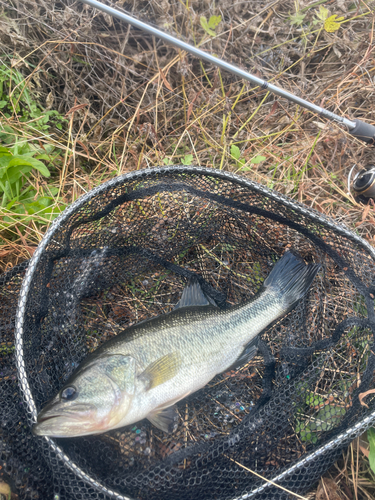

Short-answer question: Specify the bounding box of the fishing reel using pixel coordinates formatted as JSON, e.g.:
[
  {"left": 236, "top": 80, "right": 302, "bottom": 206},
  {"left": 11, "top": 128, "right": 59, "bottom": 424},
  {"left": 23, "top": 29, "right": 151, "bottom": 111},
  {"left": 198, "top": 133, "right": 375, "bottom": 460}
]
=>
[{"left": 350, "top": 165, "right": 375, "bottom": 202}]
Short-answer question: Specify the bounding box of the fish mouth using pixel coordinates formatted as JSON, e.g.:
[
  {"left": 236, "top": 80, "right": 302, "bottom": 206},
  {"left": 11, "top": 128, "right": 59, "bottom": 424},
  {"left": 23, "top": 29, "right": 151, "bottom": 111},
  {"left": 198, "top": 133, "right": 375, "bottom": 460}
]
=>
[
  {"left": 33, "top": 415, "right": 63, "bottom": 436},
  {"left": 33, "top": 412, "right": 92, "bottom": 437},
  {"left": 37, "top": 413, "right": 82, "bottom": 424},
  {"left": 37, "top": 401, "right": 96, "bottom": 420},
  {"left": 33, "top": 403, "right": 97, "bottom": 437},
  {"left": 37, "top": 414, "right": 59, "bottom": 424}
]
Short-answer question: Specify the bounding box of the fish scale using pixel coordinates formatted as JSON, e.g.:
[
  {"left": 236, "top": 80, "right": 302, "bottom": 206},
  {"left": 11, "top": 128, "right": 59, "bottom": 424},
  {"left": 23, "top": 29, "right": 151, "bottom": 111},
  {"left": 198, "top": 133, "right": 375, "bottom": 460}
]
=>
[{"left": 113, "top": 294, "right": 283, "bottom": 429}]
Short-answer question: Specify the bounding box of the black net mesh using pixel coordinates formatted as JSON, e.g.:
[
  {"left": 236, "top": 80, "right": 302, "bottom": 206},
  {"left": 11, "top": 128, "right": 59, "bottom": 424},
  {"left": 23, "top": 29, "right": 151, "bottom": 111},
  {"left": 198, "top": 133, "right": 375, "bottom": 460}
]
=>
[{"left": 2, "top": 166, "right": 375, "bottom": 500}]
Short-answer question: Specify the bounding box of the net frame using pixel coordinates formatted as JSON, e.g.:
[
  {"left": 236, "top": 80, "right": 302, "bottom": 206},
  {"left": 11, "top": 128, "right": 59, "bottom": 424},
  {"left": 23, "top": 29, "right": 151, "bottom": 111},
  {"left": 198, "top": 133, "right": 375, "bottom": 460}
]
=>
[{"left": 13, "top": 165, "right": 375, "bottom": 499}]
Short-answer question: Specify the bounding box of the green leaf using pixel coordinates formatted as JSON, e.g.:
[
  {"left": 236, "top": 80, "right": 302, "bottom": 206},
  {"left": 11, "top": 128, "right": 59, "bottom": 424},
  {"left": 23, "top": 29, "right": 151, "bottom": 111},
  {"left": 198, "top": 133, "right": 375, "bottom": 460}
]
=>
[
  {"left": 295, "top": 420, "right": 318, "bottom": 443},
  {"left": 368, "top": 428, "right": 375, "bottom": 473},
  {"left": 295, "top": 404, "right": 346, "bottom": 444},
  {"left": 208, "top": 15, "right": 221, "bottom": 30},
  {"left": 3, "top": 165, "right": 32, "bottom": 185},
  {"left": 47, "top": 186, "right": 59, "bottom": 196},
  {"left": 309, "top": 405, "right": 346, "bottom": 432},
  {"left": 182, "top": 154, "right": 193, "bottom": 165},
  {"left": 316, "top": 5, "right": 330, "bottom": 21},
  {"left": 200, "top": 16, "right": 217, "bottom": 37},
  {"left": 240, "top": 155, "right": 266, "bottom": 169},
  {"left": 230, "top": 144, "right": 241, "bottom": 161},
  {"left": 305, "top": 392, "right": 325, "bottom": 408},
  {"left": 250, "top": 155, "right": 266, "bottom": 164},
  {"left": 43, "top": 144, "right": 56, "bottom": 154},
  {"left": 0, "top": 126, "right": 16, "bottom": 144},
  {"left": 0, "top": 147, "right": 11, "bottom": 157},
  {"left": 35, "top": 154, "right": 51, "bottom": 161},
  {"left": 7, "top": 157, "right": 50, "bottom": 177},
  {"left": 289, "top": 12, "right": 306, "bottom": 26},
  {"left": 0, "top": 155, "right": 11, "bottom": 172}
]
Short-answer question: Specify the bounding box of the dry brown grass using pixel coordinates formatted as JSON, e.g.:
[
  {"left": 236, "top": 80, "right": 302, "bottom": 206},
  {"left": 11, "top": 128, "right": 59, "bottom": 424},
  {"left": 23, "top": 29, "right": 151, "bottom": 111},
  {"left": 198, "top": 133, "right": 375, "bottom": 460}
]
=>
[
  {"left": 0, "top": 0, "right": 374, "bottom": 497},
  {"left": 0, "top": 0, "right": 374, "bottom": 268},
  {"left": 311, "top": 435, "right": 375, "bottom": 500}
]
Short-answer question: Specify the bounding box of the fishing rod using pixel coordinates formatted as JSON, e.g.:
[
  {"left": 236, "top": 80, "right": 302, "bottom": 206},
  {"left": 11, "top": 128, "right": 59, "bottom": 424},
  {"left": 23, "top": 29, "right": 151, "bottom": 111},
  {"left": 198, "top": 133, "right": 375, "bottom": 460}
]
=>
[
  {"left": 81, "top": 0, "right": 375, "bottom": 145},
  {"left": 80, "top": 0, "right": 375, "bottom": 199}
]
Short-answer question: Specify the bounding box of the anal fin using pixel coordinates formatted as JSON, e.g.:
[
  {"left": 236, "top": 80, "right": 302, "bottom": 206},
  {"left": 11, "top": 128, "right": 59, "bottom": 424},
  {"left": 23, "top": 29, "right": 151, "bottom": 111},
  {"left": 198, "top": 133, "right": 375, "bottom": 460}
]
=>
[{"left": 225, "top": 337, "right": 259, "bottom": 372}]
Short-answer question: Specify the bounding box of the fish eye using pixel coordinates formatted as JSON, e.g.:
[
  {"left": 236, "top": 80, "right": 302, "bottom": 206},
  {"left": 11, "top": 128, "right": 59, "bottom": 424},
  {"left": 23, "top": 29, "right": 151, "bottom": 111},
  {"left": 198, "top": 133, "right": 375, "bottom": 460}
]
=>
[{"left": 61, "top": 386, "right": 78, "bottom": 401}]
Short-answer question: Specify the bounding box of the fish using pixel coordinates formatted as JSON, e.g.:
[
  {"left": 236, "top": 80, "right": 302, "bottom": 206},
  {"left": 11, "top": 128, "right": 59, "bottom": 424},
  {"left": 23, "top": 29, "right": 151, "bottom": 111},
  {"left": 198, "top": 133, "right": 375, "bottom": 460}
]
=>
[{"left": 33, "top": 250, "right": 320, "bottom": 438}]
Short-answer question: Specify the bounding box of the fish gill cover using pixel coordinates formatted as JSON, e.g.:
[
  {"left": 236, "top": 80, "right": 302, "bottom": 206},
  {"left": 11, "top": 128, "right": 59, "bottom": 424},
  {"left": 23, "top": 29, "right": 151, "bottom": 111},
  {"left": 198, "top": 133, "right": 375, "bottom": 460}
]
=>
[{"left": 1, "top": 166, "right": 375, "bottom": 500}]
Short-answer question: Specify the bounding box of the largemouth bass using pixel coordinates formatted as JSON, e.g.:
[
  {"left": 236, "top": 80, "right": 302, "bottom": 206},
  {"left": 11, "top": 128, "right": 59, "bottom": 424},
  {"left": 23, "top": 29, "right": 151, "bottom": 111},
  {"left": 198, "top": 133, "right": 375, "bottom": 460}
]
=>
[{"left": 33, "top": 251, "right": 320, "bottom": 437}]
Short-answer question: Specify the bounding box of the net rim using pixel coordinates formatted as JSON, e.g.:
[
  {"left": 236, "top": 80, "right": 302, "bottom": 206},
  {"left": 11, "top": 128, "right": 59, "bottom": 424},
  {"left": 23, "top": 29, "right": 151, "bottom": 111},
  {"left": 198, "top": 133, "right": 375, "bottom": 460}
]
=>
[{"left": 13, "top": 165, "right": 375, "bottom": 499}]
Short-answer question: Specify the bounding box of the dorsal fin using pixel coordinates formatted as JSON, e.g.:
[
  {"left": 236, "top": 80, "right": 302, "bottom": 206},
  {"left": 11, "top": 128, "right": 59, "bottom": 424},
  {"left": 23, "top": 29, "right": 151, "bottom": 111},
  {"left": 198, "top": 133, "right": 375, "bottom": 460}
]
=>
[{"left": 174, "top": 279, "right": 217, "bottom": 310}]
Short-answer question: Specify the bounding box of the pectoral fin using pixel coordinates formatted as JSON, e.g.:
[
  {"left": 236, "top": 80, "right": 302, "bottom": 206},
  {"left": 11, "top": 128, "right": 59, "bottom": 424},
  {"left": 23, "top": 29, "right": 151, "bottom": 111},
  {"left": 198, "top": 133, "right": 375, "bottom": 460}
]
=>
[
  {"left": 139, "top": 352, "right": 180, "bottom": 390},
  {"left": 147, "top": 405, "right": 179, "bottom": 433}
]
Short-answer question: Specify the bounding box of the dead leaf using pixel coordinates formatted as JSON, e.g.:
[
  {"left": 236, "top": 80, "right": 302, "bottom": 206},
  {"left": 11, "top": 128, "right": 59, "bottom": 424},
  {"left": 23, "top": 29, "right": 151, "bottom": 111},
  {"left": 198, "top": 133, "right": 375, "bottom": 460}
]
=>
[
  {"left": 333, "top": 45, "right": 342, "bottom": 59},
  {"left": 45, "top": 91, "right": 54, "bottom": 110},
  {"left": 0, "top": 482, "right": 11, "bottom": 497},
  {"left": 76, "top": 140, "right": 90, "bottom": 159},
  {"left": 159, "top": 69, "right": 173, "bottom": 91},
  {"left": 65, "top": 103, "right": 89, "bottom": 117},
  {"left": 362, "top": 202, "right": 371, "bottom": 221},
  {"left": 25, "top": 247, "right": 37, "bottom": 257},
  {"left": 111, "top": 304, "right": 130, "bottom": 320},
  {"left": 187, "top": 90, "right": 202, "bottom": 122},
  {"left": 0, "top": 249, "right": 13, "bottom": 258},
  {"left": 316, "top": 477, "right": 343, "bottom": 500},
  {"left": 15, "top": 226, "right": 27, "bottom": 246},
  {"left": 359, "top": 444, "right": 370, "bottom": 458},
  {"left": 359, "top": 389, "right": 375, "bottom": 409}
]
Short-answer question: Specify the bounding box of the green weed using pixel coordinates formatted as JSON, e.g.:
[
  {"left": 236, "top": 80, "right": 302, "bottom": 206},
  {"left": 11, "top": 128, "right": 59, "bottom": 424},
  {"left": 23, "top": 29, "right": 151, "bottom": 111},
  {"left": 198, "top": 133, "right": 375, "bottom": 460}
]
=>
[
  {"left": 289, "top": 11, "right": 306, "bottom": 27},
  {"left": 296, "top": 404, "right": 346, "bottom": 444},
  {"left": 0, "top": 63, "right": 67, "bottom": 137},
  {"left": 200, "top": 15, "right": 221, "bottom": 37},
  {"left": 368, "top": 428, "right": 375, "bottom": 474},
  {"left": 230, "top": 145, "right": 246, "bottom": 169},
  {"left": 294, "top": 380, "right": 346, "bottom": 444},
  {"left": 0, "top": 141, "right": 65, "bottom": 233},
  {"left": 230, "top": 144, "right": 265, "bottom": 171},
  {"left": 163, "top": 142, "right": 194, "bottom": 166},
  {"left": 0, "top": 61, "right": 69, "bottom": 238}
]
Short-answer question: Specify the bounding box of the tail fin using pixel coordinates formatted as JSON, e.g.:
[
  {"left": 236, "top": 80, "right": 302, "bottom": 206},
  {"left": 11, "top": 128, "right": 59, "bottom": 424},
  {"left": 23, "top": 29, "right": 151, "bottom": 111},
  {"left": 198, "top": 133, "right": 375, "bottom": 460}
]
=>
[{"left": 264, "top": 251, "right": 320, "bottom": 311}]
